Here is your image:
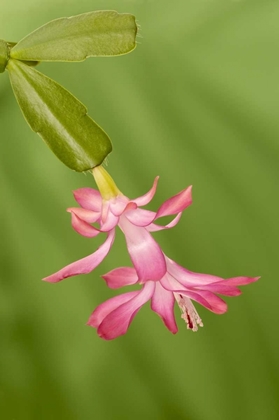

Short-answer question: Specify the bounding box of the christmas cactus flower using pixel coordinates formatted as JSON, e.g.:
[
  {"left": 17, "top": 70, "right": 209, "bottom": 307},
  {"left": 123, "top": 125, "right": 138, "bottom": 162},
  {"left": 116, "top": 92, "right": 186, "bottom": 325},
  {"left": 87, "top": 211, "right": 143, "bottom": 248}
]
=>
[
  {"left": 43, "top": 166, "right": 192, "bottom": 283},
  {"left": 88, "top": 262, "right": 259, "bottom": 340},
  {"left": 44, "top": 165, "right": 259, "bottom": 340}
]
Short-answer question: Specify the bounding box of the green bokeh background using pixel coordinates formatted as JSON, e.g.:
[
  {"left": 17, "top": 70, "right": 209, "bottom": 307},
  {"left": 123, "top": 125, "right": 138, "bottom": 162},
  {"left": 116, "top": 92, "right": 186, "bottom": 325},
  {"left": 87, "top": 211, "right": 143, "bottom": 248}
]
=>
[{"left": 1, "top": 0, "right": 278, "bottom": 419}]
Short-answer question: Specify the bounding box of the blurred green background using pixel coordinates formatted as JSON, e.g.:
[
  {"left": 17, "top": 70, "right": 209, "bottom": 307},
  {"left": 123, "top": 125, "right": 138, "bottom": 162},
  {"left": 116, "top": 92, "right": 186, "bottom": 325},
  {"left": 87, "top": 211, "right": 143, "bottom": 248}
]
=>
[{"left": 0, "top": 0, "right": 278, "bottom": 419}]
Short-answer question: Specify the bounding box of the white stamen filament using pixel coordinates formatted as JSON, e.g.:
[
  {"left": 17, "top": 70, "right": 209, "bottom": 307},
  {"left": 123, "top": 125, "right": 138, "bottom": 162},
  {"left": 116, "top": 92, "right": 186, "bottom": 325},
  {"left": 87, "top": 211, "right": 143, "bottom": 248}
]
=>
[{"left": 174, "top": 293, "right": 203, "bottom": 331}]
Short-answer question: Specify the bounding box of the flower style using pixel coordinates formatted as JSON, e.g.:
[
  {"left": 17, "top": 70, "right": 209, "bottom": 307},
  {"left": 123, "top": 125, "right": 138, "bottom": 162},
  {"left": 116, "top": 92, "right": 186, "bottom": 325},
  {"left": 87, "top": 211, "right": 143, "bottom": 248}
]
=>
[
  {"left": 88, "top": 261, "right": 259, "bottom": 340},
  {"left": 43, "top": 166, "right": 192, "bottom": 283}
]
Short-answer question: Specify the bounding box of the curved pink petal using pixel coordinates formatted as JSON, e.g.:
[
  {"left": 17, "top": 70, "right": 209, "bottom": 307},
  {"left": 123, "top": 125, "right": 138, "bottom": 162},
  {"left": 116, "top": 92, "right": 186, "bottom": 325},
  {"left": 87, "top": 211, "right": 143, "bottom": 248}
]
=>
[
  {"left": 166, "top": 257, "right": 225, "bottom": 286},
  {"left": 88, "top": 291, "right": 138, "bottom": 328},
  {"left": 100, "top": 209, "right": 119, "bottom": 232},
  {"left": 225, "top": 276, "right": 260, "bottom": 286},
  {"left": 191, "top": 290, "right": 227, "bottom": 314},
  {"left": 70, "top": 212, "right": 100, "bottom": 238},
  {"left": 102, "top": 267, "right": 138, "bottom": 289},
  {"left": 147, "top": 213, "right": 182, "bottom": 232},
  {"left": 196, "top": 282, "right": 241, "bottom": 296},
  {"left": 97, "top": 282, "right": 155, "bottom": 340},
  {"left": 109, "top": 197, "right": 133, "bottom": 216},
  {"left": 155, "top": 186, "right": 192, "bottom": 219},
  {"left": 131, "top": 177, "right": 159, "bottom": 206},
  {"left": 73, "top": 188, "right": 102, "bottom": 211},
  {"left": 125, "top": 208, "right": 156, "bottom": 227},
  {"left": 119, "top": 216, "right": 166, "bottom": 281},
  {"left": 43, "top": 230, "right": 115, "bottom": 283},
  {"left": 67, "top": 207, "right": 100, "bottom": 224},
  {"left": 164, "top": 268, "right": 241, "bottom": 297},
  {"left": 151, "top": 282, "right": 178, "bottom": 333}
]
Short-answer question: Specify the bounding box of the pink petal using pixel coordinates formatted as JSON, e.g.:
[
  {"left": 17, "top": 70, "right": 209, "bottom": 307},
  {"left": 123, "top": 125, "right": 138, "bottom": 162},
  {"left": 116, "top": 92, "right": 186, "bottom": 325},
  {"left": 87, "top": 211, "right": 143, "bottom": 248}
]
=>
[
  {"left": 155, "top": 186, "right": 192, "bottom": 219},
  {"left": 197, "top": 282, "right": 241, "bottom": 297},
  {"left": 102, "top": 267, "right": 138, "bottom": 289},
  {"left": 70, "top": 212, "right": 100, "bottom": 238},
  {"left": 164, "top": 269, "right": 241, "bottom": 297},
  {"left": 125, "top": 208, "right": 156, "bottom": 227},
  {"left": 147, "top": 213, "right": 182, "bottom": 232},
  {"left": 225, "top": 276, "right": 260, "bottom": 286},
  {"left": 96, "top": 282, "right": 155, "bottom": 340},
  {"left": 73, "top": 188, "right": 102, "bottom": 211},
  {"left": 100, "top": 209, "right": 119, "bottom": 232},
  {"left": 166, "top": 257, "right": 225, "bottom": 286},
  {"left": 88, "top": 291, "right": 138, "bottom": 328},
  {"left": 131, "top": 177, "right": 159, "bottom": 206},
  {"left": 151, "top": 282, "right": 178, "bottom": 333},
  {"left": 167, "top": 258, "right": 260, "bottom": 293},
  {"left": 119, "top": 216, "right": 167, "bottom": 281},
  {"left": 43, "top": 230, "right": 115, "bottom": 283},
  {"left": 192, "top": 290, "right": 228, "bottom": 314},
  {"left": 110, "top": 197, "right": 133, "bottom": 216},
  {"left": 67, "top": 207, "right": 100, "bottom": 223}
]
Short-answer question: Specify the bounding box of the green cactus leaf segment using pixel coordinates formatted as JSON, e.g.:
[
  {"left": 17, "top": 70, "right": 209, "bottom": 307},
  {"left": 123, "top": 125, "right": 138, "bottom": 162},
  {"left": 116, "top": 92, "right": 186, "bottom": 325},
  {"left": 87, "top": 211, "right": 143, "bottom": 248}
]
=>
[
  {"left": 7, "top": 59, "right": 112, "bottom": 171},
  {"left": 10, "top": 11, "right": 137, "bottom": 62}
]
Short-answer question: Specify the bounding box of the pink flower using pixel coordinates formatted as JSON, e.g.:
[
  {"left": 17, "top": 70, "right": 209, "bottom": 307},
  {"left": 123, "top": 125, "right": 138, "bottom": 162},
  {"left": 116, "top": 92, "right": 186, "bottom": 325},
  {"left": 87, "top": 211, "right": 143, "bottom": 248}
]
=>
[
  {"left": 44, "top": 165, "right": 259, "bottom": 340},
  {"left": 43, "top": 166, "right": 192, "bottom": 283},
  {"left": 88, "top": 259, "right": 259, "bottom": 340}
]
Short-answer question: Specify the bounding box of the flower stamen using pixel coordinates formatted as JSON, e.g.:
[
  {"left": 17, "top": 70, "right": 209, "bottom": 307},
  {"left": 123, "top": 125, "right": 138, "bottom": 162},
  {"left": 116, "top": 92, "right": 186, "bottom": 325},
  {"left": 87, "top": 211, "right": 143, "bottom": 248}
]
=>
[{"left": 174, "top": 293, "right": 203, "bottom": 332}]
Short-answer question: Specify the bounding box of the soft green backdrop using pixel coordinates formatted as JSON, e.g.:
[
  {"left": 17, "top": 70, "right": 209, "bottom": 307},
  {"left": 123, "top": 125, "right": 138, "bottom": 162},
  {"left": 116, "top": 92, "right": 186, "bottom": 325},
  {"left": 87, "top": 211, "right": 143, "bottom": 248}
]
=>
[{"left": 0, "top": 0, "right": 277, "bottom": 419}]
